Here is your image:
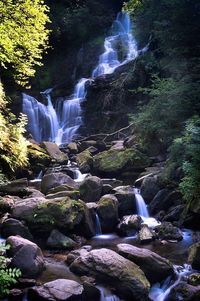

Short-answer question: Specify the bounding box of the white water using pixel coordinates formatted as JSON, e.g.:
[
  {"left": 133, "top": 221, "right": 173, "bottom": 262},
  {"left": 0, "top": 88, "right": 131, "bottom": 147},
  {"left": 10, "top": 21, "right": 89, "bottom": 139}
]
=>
[
  {"left": 73, "top": 168, "right": 87, "bottom": 182},
  {"left": 149, "top": 264, "right": 192, "bottom": 301},
  {"left": 22, "top": 12, "right": 140, "bottom": 145},
  {"left": 98, "top": 286, "right": 120, "bottom": 301},
  {"left": 95, "top": 213, "right": 102, "bottom": 236}
]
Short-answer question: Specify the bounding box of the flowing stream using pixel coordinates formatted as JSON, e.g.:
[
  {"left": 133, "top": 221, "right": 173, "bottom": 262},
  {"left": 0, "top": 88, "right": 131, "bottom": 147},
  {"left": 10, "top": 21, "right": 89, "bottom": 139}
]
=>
[{"left": 23, "top": 12, "right": 140, "bottom": 144}]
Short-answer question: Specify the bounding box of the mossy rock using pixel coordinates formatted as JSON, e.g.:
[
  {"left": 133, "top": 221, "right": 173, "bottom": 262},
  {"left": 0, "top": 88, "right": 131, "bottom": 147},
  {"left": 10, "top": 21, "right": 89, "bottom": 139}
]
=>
[
  {"left": 76, "top": 149, "right": 93, "bottom": 173},
  {"left": 28, "top": 143, "right": 51, "bottom": 171},
  {"left": 93, "top": 148, "right": 150, "bottom": 175}
]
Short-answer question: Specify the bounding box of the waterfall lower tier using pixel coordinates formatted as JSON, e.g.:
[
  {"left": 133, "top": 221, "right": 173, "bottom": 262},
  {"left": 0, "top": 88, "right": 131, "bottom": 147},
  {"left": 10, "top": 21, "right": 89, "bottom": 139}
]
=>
[
  {"left": 22, "top": 12, "right": 142, "bottom": 144},
  {"left": 98, "top": 286, "right": 120, "bottom": 301},
  {"left": 95, "top": 213, "right": 102, "bottom": 236}
]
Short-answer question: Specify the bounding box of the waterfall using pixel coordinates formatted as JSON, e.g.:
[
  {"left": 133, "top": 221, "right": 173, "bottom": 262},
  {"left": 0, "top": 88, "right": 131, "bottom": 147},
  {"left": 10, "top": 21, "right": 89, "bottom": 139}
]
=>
[
  {"left": 97, "top": 286, "right": 120, "bottom": 301},
  {"left": 134, "top": 188, "right": 149, "bottom": 218},
  {"left": 149, "top": 264, "right": 192, "bottom": 301},
  {"left": 95, "top": 213, "right": 102, "bottom": 236},
  {"left": 23, "top": 12, "right": 140, "bottom": 144}
]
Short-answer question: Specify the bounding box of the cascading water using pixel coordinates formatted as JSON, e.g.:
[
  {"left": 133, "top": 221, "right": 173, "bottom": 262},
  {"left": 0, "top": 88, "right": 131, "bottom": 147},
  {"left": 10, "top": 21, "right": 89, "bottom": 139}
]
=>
[
  {"left": 95, "top": 213, "right": 102, "bottom": 236},
  {"left": 97, "top": 286, "right": 120, "bottom": 301},
  {"left": 22, "top": 12, "right": 141, "bottom": 145}
]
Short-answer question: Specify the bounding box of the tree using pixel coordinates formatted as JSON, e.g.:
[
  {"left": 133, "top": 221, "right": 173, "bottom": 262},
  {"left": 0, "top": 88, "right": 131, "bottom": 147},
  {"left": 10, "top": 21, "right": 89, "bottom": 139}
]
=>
[{"left": 0, "top": 0, "right": 50, "bottom": 86}]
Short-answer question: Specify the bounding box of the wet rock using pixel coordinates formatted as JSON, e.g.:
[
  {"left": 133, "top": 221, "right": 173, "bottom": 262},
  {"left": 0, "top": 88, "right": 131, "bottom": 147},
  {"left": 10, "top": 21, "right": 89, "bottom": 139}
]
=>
[
  {"left": 76, "top": 149, "right": 93, "bottom": 173},
  {"left": 0, "top": 196, "right": 15, "bottom": 212},
  {"left": 167, "top": 282, "right": 200, "bottom": 301},
  {"left": 46, "top": 190, "right": 79, "bottom": 200},
  {"left": 114, "top": 186, "right": 136, "bottom": 217},
  {"left": 97, "top": 194, "right": 118, "bottom": 233},
  {"left": 155, "top": 222, "right": 183, "bottom": 241},
  {"left": 138, "top": 224, "right": 156, "bottom": 243},
  {"left": 117, "top": 215, "right": 142, "bottom": 237},
  {"left": 101, "top": 178, "right": 123, "bottom": 188},
  {"left": 163, "top": 205, "right": 185, "bottom": 222},
  {"left": 0, "top": 178, "right": 28, "bottom": 197},
  {"left": 188, "top": 242, "right": 200, "bottom": 269},
  {"left": 1, "top": 218, "right": 33, "bottom": 240},
  {"left": 66, "top": 245, "right": 92, "bottom": 265},
  {"left": 188, "top": 273, "right": 200, "bottom": 286},
  {"left": 140, "top": 176, "right": 160, "bottom": 203},
  {"left": 117, "top": 243, "right": 173, "bottom": 283},
  {"left": 28, "top": 279, "right": 84, "bottom": 301},
  {"left": 70, "top": 248, "right": 150, "bottom": 301},
  {"left": 41, "top": 142, "right": 69, "bottom": 164},
  {"left": 7, "top": 236, "right": 44, "bottom": 278},
  {"left": 93, "top": 148, "right": 150, "bottom": 175},
  {"left": 28, "top": 143, "right": 51, "bottom": 173},
  {"left": 46, "top": 229, "right": 77, "bottom": 250},
  {"left": 67, "top": 142, "right": 79, "bottom": 154},
  {"left": 79, "top": 176, "right": 102, "bottom": 203},
  {"left": 41, "top": 172, "right": 78, "bottom": 195},
  {"left": 102, "top": 184, "right": 113, "bottom": 194},
  {"left": 149, "top": 189, "right": 182, "bottom": 214}
]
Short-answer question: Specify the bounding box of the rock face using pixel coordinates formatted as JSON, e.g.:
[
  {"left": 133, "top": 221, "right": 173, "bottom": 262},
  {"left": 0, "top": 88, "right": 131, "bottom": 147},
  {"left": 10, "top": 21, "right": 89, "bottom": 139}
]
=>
[
  {"left": 41, "top": 173, "right": 78, "bottom": 195},
  {"left": 70, "top": 248, "right": 150, "bottom": 301},
  {"left": 41, "top": 142, "right": 69, "bottom": 164},
  {"left": 46, "top": 229, "right": 77, "bottom": 250},
  {"left": 188, "top": 242, "right": 200, "bottom": 269},
  {"left": 114, "top": 186, "right": 136, "bottom": 217},
  {"left": 28, "top": 279, "right": 84, "bottom": 301},
  {"left": 6, "top": 236, "right": 44, "bottom": 278},
  {"left": 140, "top": 177, "right": 160, "bottom": 203},
  {"left": 149, "top": 189, "right": 182, "bottom": 214},
  {"left": 76, "top": 149, "right": 93, "bottom": 173},
  {"left": 117, "top": 215, "right": 142, "bottom": 237},
  {"left": 79, "top": 176, "right": 103, "bottom": 203},
  {"left": 93, "top": 148, "right": 149, "bottom": 175},
  {"left": 155, "top": 222, "right": 183, "bottom": 241},
  {"left": 0, "top": 218, "right": 33, "bottom": 240},
  {"left": 97, "top": 194, "right": 118, "bottom": 233},
  {"left": 117, "top": 243, "right": 173, "bottom": 283},
  {"left": 138, "top": 225, "right": 155, "bottom": 243}
]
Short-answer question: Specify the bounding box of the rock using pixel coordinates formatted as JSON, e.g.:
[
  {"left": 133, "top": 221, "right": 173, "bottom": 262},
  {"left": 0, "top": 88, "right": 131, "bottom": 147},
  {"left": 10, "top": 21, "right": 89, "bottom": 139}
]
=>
[
  {"left": 97, "top": 194, "right": 118, "bottom": 233},
  {"left": 28, "top": 143, "right": 51, "bottom": 173},
  {"left": 6, "top": 236, "right": 44, "bottom": 278},
  {"left": 0, "top": 178, "right": 28, "bottom": 196},
  {"left": 140, "top": 176, "right": 160, "bottom": 203},
  {"left": 41, "top": 172, "right": 78, "bottom": 194},
  {"left": 117, "top": 215, "right": 142, "bottom": 237},
  {"left": 163, "top": 205, "right": 185, "bottom": 222},
  {"left": 1, "top": 218, "right": 33, "bottom": 240},
  {"left": 149, "top": 189, "right": 182, "bottom": 214},
  {"left": 79, "top": 140, "right": 98, "bottom": 151},
  {"left": 12, "top": 196, "right": 46, "bottom": 220},
  {"left": 138, "top": 225, "right": 156, "bottom": 243},
  {"left": 46, "top": 190, "right": 79, "bottom": 200},
  {"left": 102, "top": 184, "right": 113, "bottom": 194},
  {"left": 70, "top": 248, "right": 150, "bottom": 301},
  {"left": 41, "top": 142, "right": 68, "bottom": 164},
  {"left": 28, "top": 279, "right": 84, "bottom": 301},
  {"left": 66, "top": 245, "right": 92, "bottom": 265},
  {"left": 76, "top": 149, "right": 93, "bottom": 173},
  {"left": 114, "top": 186, "right": 136, "bottom": 217},
  {"left": 67, "top": 142, "right": 79, "bottom": 154},
  {"left": 188, "top": 273, "right": 200, "bottom": 286},
  {"left": 46, "top": 229, "right": 77, "bottom": 250},
  {"left": 117, "top": 243, "right": 173, "bottom": 283},
  {"left": 82, "top": 281, "right": 100, "bottom": 301},
  {"left": 124, "top": 135, "right": 136, "bottom": 148},
  {"left": 110, "top": 140, "right": 125, "bottom": 150},
  {"left": 188, "top": 242, "right": 200, "bottom": 269},
  {"left": 79, "top": 176, "right": 102, "bottom": 203},
  {"left": 93, "top": 148, "right": 150, "bottom": 175},
  {"left": 167, "top": 282, "right": 200, "bottom": 301},
  {"left": 0, "top": 196, "right": 15, "bottom": 212},
  {"left": 101, "top": 178, "right": 123, "bottom": 188},
  {"left": 155, "top": 222, "right": 183, "bottom": 241}
]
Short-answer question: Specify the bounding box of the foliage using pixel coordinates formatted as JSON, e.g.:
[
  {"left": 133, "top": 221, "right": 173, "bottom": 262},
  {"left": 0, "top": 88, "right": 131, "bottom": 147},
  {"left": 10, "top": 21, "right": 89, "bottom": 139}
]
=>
[
  {"left": 0, "top": 0, "right": 50, "bottom": 86},
  {"left": 0, "top": 244, "right": 21, "bottom": 298},
  {"left": 0, "top": 82, "right": 29, "bottom": 172}
]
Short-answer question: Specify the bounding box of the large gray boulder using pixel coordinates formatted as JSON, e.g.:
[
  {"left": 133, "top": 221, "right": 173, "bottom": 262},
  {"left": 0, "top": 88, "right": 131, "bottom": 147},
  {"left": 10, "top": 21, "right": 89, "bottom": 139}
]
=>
[
  {"left": 28, "top": 279, "right": 84, "bottom": 301},
  {"left": 70, "top": 248, "right": 150, "bottom": 301},
  {"left": 6, "top": 236, "right": 44, "bottom": 278},
  {"left": 1, "top": 218, "right": 33, "bottom": 240},
  {"left": 117, "top": 243, "right": 173, "bottom": 283},
  {"left": 79, "top": 176, "right": 102, "bottom": 203},
  {"left": 117, "top": 215, "right": 142, "bottom": 237},
  {"left": 46, "top": 229, "right": 77, "bottom": 250},
  {"left": 41, "top": 173, "right": 78, "bottom": 195},
  {"left": 155, "top": 222, "right": 183, "bottom": 241},
  {"left": 97, "top": 194, "right": 118, "bottom": 233},
  {"left": 41, "top": 142, "right": 69, "bottom": 164},
  {"left": 113, "top": 186, "right": 136, "bottom": 217},
  {"left": 140, "top": 177, "right": 160, "bottom": 203}
]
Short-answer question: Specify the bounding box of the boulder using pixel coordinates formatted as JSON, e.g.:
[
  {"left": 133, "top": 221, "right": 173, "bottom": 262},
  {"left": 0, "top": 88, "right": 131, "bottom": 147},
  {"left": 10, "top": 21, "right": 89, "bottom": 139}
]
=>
[
  {"left": 0, "top": 178, "right": 28, "bottom": 196},
  {"left": 93, "top": 148, "right": 150, "bottom": 175},
  {"left": 140, "top": 176, "right": 160, "bottom": 203},
  {"left": 76, "top": 149, "right": 93, "bottom": 173},
  {"left": 117, "top": 215, "right": 142, "bottom": 237},
  {"left": 0, "top": 196, "right": 15, "bottom": 212},
  {"left": 188, "top": 273, "right": 200, "bottom": 286},
  {"left": 149, "top": 189, "right": 182, "bottom": 214},
  {"left": 66, "top": 245, "right": 92, "bottom": 265},
  {"left": 46, "top": 190, "right": 79, "bottom": 200},
  {"left": 102, "top": 184, "right": 113, "bottom": 195},
  {"left": 46, "top": 229, "right": 77, "bottom": 250},
  {"left": 163, "top": 205, "right": 184, "bottom": 222},
  {"left": 1, "top": 218, "right": 33, "bottom": 240},
  {"left": 28, "top": 279, "right": 84, "bottom": 301},
  {"left": 114, "top": 186, "right": 136, "bottom": 217},
  {"left": 67, "top": 142, "right": 79, "bottom": 154},
  {"left": 12, "top": 197, "right": 46, "bottom": 221},
  {"left": 41, "top": 142, "right": 68, "bottom": 164},
  {"left": 79, "top": 176, "right": 102, "bottom": 203},
  {"left": 188, "top": 242, "right": 200, "bottom": 269},
  {"left": 167, "top": 282, "right": 200, "bottom": 301},
  {"left": 138, "top": 224, "right": 156, "bottom": 244},
  {"left": 155, "top": 222, "right": 183, "bottom": 241},
  {"left": 41, "top": 172, "right": 78, "bottom": 195},
  {"left": 70, "top": 248, "right": 150, "bottom": 301},
  {"left": 97, "top": 194, "right": 118, "bottom": 233},
  {"left": 28, "top": 143, "right": 51, "bottom": 173},
  {"left": 117, "top": 243, "right": 173, "bottom": 283},
  {"left": 6, "top": 236, "right": 44, "bottom": 278},
  {"left": 101, "top": 178, "right": 123, "bottom": 188}
]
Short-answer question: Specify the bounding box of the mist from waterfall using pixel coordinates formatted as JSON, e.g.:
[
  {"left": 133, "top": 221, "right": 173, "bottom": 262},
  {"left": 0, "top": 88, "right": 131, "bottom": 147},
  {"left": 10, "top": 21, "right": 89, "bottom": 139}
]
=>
[{"left": 22, "top": 12, "right": 139, "bottom": 144}]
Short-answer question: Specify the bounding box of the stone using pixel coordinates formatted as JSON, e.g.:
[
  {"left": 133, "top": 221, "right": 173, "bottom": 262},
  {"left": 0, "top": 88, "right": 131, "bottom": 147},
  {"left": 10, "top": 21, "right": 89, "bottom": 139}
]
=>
[
  {"left": 67, "top": 142, "right": 79, "bottom": 154},
  {"left": 76, "top": 149, "right": 93, "bottom": 173},
  {"left": 117, "top": 243, "right": 173, "bottom": 283},
  {"left": 70, "top": 248, "right": 150, "bottom": 301},
  {"left": 0, "top": 196, "right": 15, "bottom": 212},
  {"left": 93, "top": 148, "right": 150, "bottom": 175},
  {"left": 41, "top": 172, "right": 78, "bottom": 194},
  {"left": 188, "top": 242, "right": 200, "bottom": 269},
  {"left": 0, "top": 178, "right": 28, "bottom": 196},
  {"left": 101, "top": 178, "right": 123, "bottom": 188},
  {"left": 102, "top": 184, "right": 113, "bottom": 195},
  {"left": 188, "top": 273, "right": 200, "bottom": 286},
  {"left": 46, "top": 190, "right": 79, "bottom": 200},
  {"left": 28, "top": 143, "right": 51, "bottom": 173},
  {"left": 114, "top": 186, "right": 136, "bottom": 217},
  {"left": 167, "top": 283, "right": 200, "bottom": 301},
  {"left": 163, "top": 205, "right": 184, "bottom": 222},
  {"left": 140, "top": 176, "right": 160, "bottom": 203},
  {"left": 138, "top": 224, "right": 156, "bottom": 243},
  {"left": 79, "top": 176, "right": 102, "bottom": 203},
  {"left": 12, "top": 197, "right": 46, "bottom": 221},
  {"left": 155, "top": 222, "right": 183, "bottom": 241},
  {"left": 97, "top": 194, "right": 118, "bottom": 233},
  {"left": 6, "top": 236, "right": 44, "bottom": 278},
  {"left": 117, "top": 215, "right": 142, "bottom": 237},
  {"left": 149, "top": 189, "right": 182, "bottom": 214},
  {"left": 1, "top": 218, "right": 33, "bottom": 240},
  {"left": 66, "top": 245, "right": 92, "bottom": 265},
  {"left": 28, "top": 279, "right": 84, "bottom": 301},
  {"left": 41, "top": 141, "right": 69, "bottom": 164},
  {"left": 46, "top": 229, "right": 77, "bottom": 250}
]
